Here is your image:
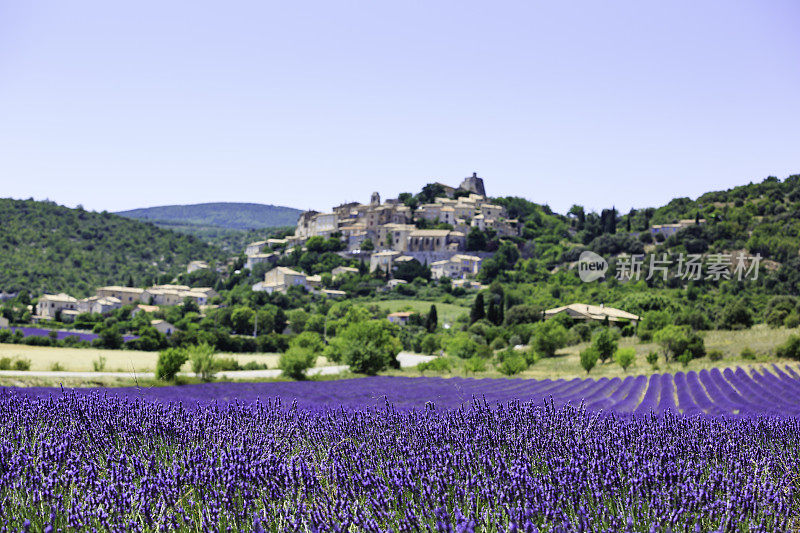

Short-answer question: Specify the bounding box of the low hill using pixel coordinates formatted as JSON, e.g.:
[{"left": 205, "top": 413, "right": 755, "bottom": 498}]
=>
[
  {"left": 0, "top": 199, "right": 227, "bottom": 297},
  {"left": 116, "top": 202, "right": 302, "bottom": 231}
]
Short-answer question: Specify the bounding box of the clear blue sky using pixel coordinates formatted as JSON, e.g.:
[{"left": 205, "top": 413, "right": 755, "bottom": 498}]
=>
[{"left": 1, "top": 1, "right": 798, "bottom": 215}]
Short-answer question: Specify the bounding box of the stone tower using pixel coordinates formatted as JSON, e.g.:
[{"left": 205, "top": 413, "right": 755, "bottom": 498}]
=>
[
  {"left": 459, "top": 172, "right": 486, "bottom": 196},
  {"left": 370, "top": 191, "right": 381, "bottom": 206}
]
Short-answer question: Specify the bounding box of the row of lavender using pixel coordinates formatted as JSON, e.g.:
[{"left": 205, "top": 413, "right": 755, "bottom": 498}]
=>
[
  {"left": 0, "top": 391, "right": 795, "bottom": 531},
  {"left": 6, "top": 327, "right": 138, "bottom": 342},
  {"left": 10, "top": 365, "right": 800, "bottom": 416}
]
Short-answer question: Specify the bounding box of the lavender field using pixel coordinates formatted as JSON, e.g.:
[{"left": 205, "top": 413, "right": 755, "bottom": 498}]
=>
[
  {"left": 10, "top": 364, "right": 800, "bottom": 416},
  {"left": 1, "top": 368, "right": 799, "bottom": 531}
]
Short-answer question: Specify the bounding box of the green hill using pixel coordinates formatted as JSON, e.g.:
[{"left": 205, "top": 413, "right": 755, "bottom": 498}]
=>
[
  {"left": 116, "top": 202, "right": 302, "bottom": 231},
  {"left": 0, "top": 199, "right": 227, "bottom": 297}
]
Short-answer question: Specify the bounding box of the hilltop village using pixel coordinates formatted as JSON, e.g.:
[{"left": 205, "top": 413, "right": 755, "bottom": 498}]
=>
[{"left": 244, "top": 173, "right": 517, "bottom": 294}]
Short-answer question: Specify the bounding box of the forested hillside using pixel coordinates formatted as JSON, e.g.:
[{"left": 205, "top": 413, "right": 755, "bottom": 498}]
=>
[
  {"left": 117, "top": 202, "right": 302, "bottom": 230},
  {"left": 0, "top": 199, "right": 226, "bottom": 297},
  {"left": 468, "top": 174, "right": 800, "bottom": 328}
]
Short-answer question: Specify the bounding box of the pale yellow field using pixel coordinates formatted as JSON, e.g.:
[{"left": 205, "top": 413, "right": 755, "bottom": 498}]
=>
[{"left": 0, "top": 344, "right": 281, "bottom": 372}]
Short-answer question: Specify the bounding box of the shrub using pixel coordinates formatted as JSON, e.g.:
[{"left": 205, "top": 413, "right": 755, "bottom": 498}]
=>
[
  {"left": 593, "top": 328, "right": 620, "bottom": 363},
  {"left": 189, "top": 343, "right": 218, "bottom": 382},
  {"left": 156, "top": 348, "right": 188, "bottom": 381},
  {"left": 464, "top": 356, "right": 486, "bottom": 373},
  {"left": 522, "top": 346, "right": 540, "bottom": 366},
  {"left": 420, "top": 334, "right": 441, "bottom": 355},
  {"left": 289, "top": 331, "right": 324, "bottom": 354},
  {"left": 646, "top": 351, "right": 659, "bottom": 368},
  {"left": 740, "top": 347, "right": 756, "bottom": 360},
  {"left": 776, "top": 335, "right": 800, "bottom": 360},
  {"left": 50, "top": 362, "right": 64, "bottom": 371},
  {"left": 334, "top": 320, "right": 402, "bottom": 375},
  {"left": 614, "top": 348, "right": 636, "bottom": 372},
  {"left": 92, "top": 355, "right": 107, "bottom": 372},
  {"left": 579, "top": 346, "right": 598, "bottom": 374},
  {"left": 242, "top": 361, "right": 269, "bottom": 370},
  {"left": 531, "top": 321, "right": 568, "bottom": 358},
  {"left": 445, "top": 332, "right": 481, "bottom": 359},
  {"left": 214, "top": 357, "right": 241, "bottom": 371},
  {"left": 654, "top": 325, "right": 705, "bottom": 361},
  {"left": 13, "top": 358, "right": 30, "bottom": 371},
  {"left": 0, "top": 357, "right": 11, "bottom": 370},
  {"left": 508, "top": 334, "right": 522, "bottom": 347},
  {"left": 785, "top": 311, "right": 800, "bottom": 329},
  {"left": 719, "top": 301, "right": 753, "bottom": 330},
  {"left": 708, "top": 349, "right": 724, "bottom": 361},
  {"left": 498, "top": 355, "right": 527, "bottom": 376},
  {"left": 418, "top": 357, "right": 451, "bottom": 374},
  {"left": 489, "top": 337, "right": 507, "bottom": 351},
  {"left": 279, "top": 346, "right": 316, "bottom": 380},
  {"left": 677, "top": 351, "right": 692, "bottom": 367}
]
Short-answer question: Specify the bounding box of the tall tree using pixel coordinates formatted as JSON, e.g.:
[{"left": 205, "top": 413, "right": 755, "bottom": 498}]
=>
[
  {"left": 426, "top": 304, "right": 438, "bottom": 333},
  {"left": 470, "top": 293, "right": 485, "bottom": 324}
]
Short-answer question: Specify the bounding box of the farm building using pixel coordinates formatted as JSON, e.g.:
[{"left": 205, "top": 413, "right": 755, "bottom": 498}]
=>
[{"left": 544, "top": 303, "right": 639, "bottom": 325}]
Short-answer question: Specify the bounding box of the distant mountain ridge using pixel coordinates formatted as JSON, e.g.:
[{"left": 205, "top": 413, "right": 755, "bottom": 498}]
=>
[{"left": 116, "top": 202, "right": 302, "bottom": 231}]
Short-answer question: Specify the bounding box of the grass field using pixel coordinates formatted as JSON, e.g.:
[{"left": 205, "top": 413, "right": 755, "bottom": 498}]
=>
[
  {"left": 389, "top": 325, "right": 800, "bottom": 380},
  {"left": 0, "top": 344, "right": 282, "bottom": 373},
  {"left": 367, "top": 299, "right": 469, "bottom": 326}
]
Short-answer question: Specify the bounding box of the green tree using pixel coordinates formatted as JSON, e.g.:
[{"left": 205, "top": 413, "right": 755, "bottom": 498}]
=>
[
  {"left": 614, "top": 347, "right": 636, "bottom": 372},
  {"left": 231, "top": 307, "right": 255, "bottom": 335},
  {"left": 334, "top": 320, "right": 402, "bottom": 375},
  {"left": 470, "top": 294, "right": 485, "bottom": 324},
  {"left": 289, "top": 331, "right": 324, "bottom": 354},
  {"left": 531, "top": 320, "right": 568, "bottom": 357},
  {"left": 279, "top": 346, "right": 316, "bottom": 380},
  {"left": 580, "top": 346, "right": 599, "bottom": 374},
  {"left": 156, "top": 347, "right": 187, "bottom": 381},
  {"left": 592, "top": 327, "right": 620, "bottom": 363},
  {"left": 425, "top": 305, "right": 438, "bottom": 333},
  {"left": 361, "top": 238, "right": 374, "bottom": 252},
  {"left": 189, "top": 343, "right": 217, "bottom": 382},
  {"left": 445, "top": 332, "right": 480, "bottom": 359},
  {"left": 499, "top": 355, "right": 527, "bottom": 375}
]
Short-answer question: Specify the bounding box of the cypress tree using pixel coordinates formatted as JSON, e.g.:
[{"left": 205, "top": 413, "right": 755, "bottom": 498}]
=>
[
  {"left": 426, "top": 304, "right": 438, "bottom": 333},
  {"left": 470, "top": 293, "right": 485, "bottom": 324}
]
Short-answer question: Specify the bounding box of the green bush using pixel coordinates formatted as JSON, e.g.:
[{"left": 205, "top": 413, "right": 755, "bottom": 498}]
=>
[
  {"left": 279, "top": 346, "right": 316, "bottom": 380},
  {"left": 785, "top": 311, "right": 800, "bottom": 329},
  {"left": 156, "top": 348, "right": 187, "bottom": 381},
  {"left": 50, "top": 362, "right": 65, "bottom": 371},
  {"left": 464, "top": 356, "right": 486, "bottom": 373},
  {"left": 13, "top": 358, "right": 30, "bottom": 371},
  {"left": 677, "top": 351, "right": 692, "bottom": 367},
  {"left": 420, "top": 334, "right": 440, "bottom": 355},
  {"left": 189, "top": 343, "right": 218, "bottom": 382},
  {"left": 776, "top": 335, "right": 800, "bottom": 360},
  {"left": 708, "top": 349, "right": 724, "bottom": 361},
  {"left": 522, "top": 346, "right": 540, "bottom": 366},
  {"left": 214, "top": 357, "right": 241, "bottom": 371},
  {"left": 740, "top": 347, "right": 756, "bottom": 360},
  {"left": 92, "top": 355, "right": 107, "bottom": 372},
  {"left": 418, "top": 357, "right": 451, "bottom": 373},
  {"left": 489, "top": 337, "right": 507, "bottom": 351},
  {"left": 614, "top": 347, "right": 636, "bottom": 372},
  {"left": 498, "top": 355, "right": 528, "bottom": 376},
  {"left": 593, "top": 327, "right": 620, "bottom": 363},
  {"left": 531, "top": 320, "right": 568, "bottom": 358},
  {"left": 333, "top": 320, "right": 402, "bottom": 375},
  {"left": 0, "top": 357, "right": 11, "bottom": 370},
  {"left": 289, "top": 331, "right": 324, "bottom": 354},
  {"left": 579, "top": 346, "right": 598, "bottom": 374},
  {"left": 445, "top": 332, "right": 481, "bottom": 359},
  {"left": 646, "top": 351, "right": 659, "bottom": 368}
]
